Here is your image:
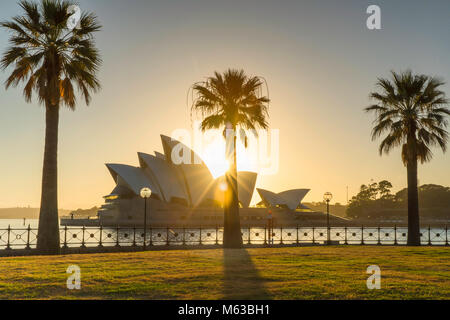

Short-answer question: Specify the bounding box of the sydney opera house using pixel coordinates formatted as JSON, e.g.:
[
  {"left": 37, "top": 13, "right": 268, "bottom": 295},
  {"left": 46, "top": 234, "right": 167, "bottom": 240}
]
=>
[{"left": 72, "top": 135, "right": 343, "bottom": 227}]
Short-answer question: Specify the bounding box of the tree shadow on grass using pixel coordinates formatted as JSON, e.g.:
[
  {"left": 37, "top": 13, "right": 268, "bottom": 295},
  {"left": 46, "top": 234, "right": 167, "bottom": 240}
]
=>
[{"left": 222, "top": 249, "right": 271, "bottom": 299}]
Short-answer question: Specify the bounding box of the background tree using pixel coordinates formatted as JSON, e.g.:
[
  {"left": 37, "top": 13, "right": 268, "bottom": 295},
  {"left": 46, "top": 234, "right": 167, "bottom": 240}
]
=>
[
  {"left": 365, "top": 71, "right": 449, "bottom": 245},
  {"left": 396, "top": 184, "right": 450, "bottom": 210},
  {"left": 191, "top": 69, "right": 269, "bottom": 248},
  {"left": 347, "top": 180, "right": 450, "bottom": 221},
  {"left": 378, "top": 180, "right": 394, "bottom": 200},
  {"left": 347, "top": 180, "right": 395, "bottom": 219},
  {"left": 1, "top": 0, "right": 101, "bottom": 253}
]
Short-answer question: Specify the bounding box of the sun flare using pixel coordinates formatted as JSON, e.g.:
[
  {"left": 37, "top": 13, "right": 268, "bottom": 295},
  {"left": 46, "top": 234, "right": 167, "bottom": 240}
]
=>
[{"left": 200, "top": 136, "right": 258, "bottom": 178}]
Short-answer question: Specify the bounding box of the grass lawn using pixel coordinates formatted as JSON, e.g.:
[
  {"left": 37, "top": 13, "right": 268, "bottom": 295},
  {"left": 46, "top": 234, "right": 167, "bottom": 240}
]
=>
[{"left": 0, "top": 246, "right": 448, "bottom": 299}]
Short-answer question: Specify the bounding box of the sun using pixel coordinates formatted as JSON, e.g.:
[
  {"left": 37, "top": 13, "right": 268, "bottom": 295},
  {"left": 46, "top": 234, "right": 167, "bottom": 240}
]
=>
[
  {"left": 201, "top": 140, "right": 228, "bottom": 178},
  {"left": 200, "top": 136, "right": 257, "bottom": 178}
]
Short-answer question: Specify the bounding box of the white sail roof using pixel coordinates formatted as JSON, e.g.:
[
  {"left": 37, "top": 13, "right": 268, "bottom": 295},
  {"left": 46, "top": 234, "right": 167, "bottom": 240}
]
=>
[
  {"left": 257, "top": 188, "right": 310, "bottom": 210},
  {"left": 138, "top": 152, "right": 189, "bottom": 203},
  {"left": 106, "top": 164, "right": 157, "bottom": 196},
  {"left": 104, "top": 135, "right": 311, "bottom": 210}
]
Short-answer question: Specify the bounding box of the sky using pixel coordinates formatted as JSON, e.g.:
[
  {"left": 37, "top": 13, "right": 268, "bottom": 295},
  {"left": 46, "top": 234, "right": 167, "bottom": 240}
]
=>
[{"left": 0, "top": 0, "right": 449, "bottom": 210}]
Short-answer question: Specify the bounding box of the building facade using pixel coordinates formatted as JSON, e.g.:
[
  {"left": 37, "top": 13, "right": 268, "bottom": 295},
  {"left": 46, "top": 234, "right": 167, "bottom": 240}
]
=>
[{"left": 65, "top": 135, "right": 344, "bottom": 227}]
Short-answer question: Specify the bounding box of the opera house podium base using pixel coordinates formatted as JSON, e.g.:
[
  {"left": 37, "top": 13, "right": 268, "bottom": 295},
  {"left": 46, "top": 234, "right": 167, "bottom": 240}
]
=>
[{"left": 61, "top": 206, "right": 347, "bottom": 228}]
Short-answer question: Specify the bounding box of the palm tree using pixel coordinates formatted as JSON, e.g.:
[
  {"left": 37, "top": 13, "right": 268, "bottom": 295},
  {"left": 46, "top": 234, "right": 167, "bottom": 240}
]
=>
[
  {"left": 1, "top": 0, "right": 101, "bottom": 254},
  {"left": 365, "top": 70, "right": 449, "bottom": 245},
  {"left": 191, "top": 69, "right": 270, "bottom": 248}
]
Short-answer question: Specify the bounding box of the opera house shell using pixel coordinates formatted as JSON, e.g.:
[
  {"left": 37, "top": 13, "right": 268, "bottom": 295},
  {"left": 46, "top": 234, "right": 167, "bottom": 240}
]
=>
[{"left": 93, "top": 135, "right": 340, "bottom": 227}]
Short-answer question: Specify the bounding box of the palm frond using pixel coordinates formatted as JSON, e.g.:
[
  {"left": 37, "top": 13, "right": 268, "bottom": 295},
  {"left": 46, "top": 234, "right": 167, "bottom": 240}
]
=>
[
  {"left": 1, "top": 0, "right": 102, "bottom": 109},
  {"left": 191, "top": 69, "right": 270, "bottom": 142},
  {"left": 366, "top": 70, "right": 449, "bottom": 165},
  {"left": 200, "top": 114, "right": 226, "bottom": 131}
]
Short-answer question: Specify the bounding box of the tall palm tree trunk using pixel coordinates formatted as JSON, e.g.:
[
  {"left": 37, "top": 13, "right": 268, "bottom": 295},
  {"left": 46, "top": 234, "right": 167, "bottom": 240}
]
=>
[
  {"left": 36, "top": 103, "right": 60, "bottom": 254},
  {"left": 407, "top": 158, "right": 421, "bottom": 246},
  {"left": 223, "top": 130, "right": 243, "bottom": 248}
]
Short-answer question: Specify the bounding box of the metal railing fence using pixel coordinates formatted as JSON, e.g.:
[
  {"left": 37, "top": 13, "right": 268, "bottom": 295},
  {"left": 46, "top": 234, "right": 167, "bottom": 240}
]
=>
[{"left": 0, "top": 225, "right": 448, "bottom": 250}]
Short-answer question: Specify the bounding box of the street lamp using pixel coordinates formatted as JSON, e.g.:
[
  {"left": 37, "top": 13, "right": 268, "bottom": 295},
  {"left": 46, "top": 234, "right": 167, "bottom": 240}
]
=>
[
  {"left": 323, "top": 192, "right": 333, "bottom": 244},
  {"left": 140, "top": 187, "right": 152, "bottom": 250}
]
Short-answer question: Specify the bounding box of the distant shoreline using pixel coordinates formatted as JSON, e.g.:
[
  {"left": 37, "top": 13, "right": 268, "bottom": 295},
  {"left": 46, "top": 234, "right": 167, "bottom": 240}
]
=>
[{"left": 0, "top": 208, "right": 72, "bottom": 219}]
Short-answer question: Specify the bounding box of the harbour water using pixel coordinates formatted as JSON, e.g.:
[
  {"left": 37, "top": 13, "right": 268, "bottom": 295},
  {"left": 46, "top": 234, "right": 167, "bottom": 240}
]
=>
[{"left": 0, "top": 219, "right": 39, "bottom": 228}]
